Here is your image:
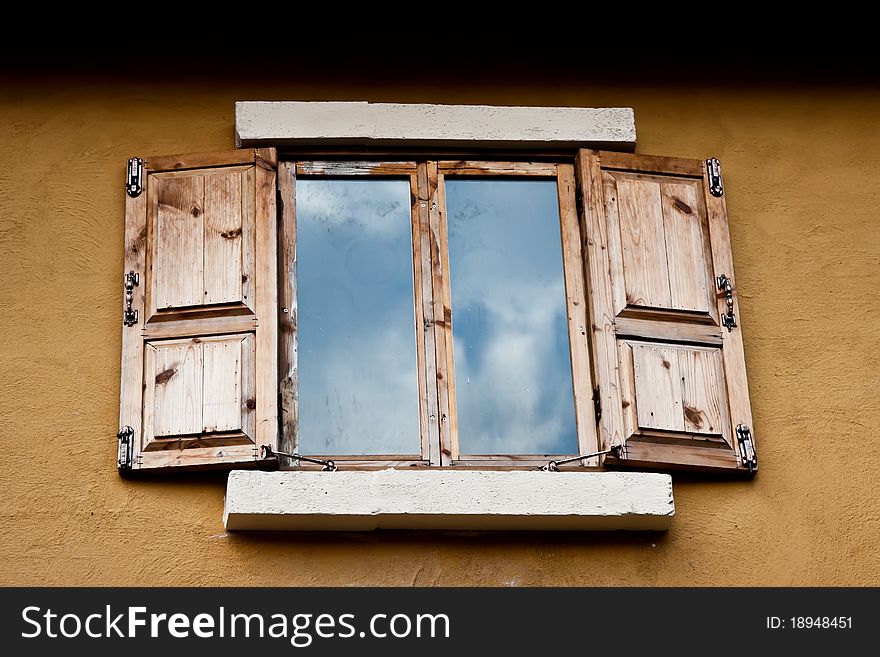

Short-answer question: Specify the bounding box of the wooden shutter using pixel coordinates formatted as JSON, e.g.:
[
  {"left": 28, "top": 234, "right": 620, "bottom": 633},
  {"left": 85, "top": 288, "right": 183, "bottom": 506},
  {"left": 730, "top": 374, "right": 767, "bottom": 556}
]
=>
[
  {"left": 577, "top": 150, "right": 755, "bottom": 473},
  {"left": 118, "top": 149, "right": 279, "bottom": 472}
]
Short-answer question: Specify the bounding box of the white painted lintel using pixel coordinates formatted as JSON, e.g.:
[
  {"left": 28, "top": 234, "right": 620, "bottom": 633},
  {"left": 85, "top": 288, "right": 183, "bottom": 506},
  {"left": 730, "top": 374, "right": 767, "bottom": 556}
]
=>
[
  {"left": 235, "top": 101, "right": 636, "bottom": 150},
  {"left": 223, "top": 470, "right": 673, "bottom": 531}
]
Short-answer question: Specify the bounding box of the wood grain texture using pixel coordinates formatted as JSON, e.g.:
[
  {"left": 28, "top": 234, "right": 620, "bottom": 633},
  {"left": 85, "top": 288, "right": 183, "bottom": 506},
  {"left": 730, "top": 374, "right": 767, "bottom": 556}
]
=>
[
  {"left": 253, "top": 148, "right": 279, "bottom": 452},
  {"left": 144, "top": 434, "right": 255, "bottom": 452},
  {"left": 603, "top": 170, "right": 718, "bottom": 319},
  {"left": 407, "top": 178, "right": 431, "bottom": 459},
  {"left": 575, "top": 151, "right": 626, "bottom": 456},
  {"left": 120, "top": 148, "right": 277, "bottom": 472},
  {"left": 556, "top": 164, "right": 600, "bottom": 464},
  {"left": 451, "top": 459, "right": 585, "bottom": 469},
  {"left": 202, "top": 336, "right": 243, "bottom": 433},
  {"left": 144, "top": 335, "right": 255, "bottom": 444},
  {"left": 416, "top": 164, "right": 443, "bottom": 465},
  {"left": 119, "top": 185, "right": 148, "bottom": 461},
  {"left": 203, "top": 170, "right": 243, "bottom": 305},
  {"left": 154, "top": 175, "right": 204, "bottom": 309},
  {"left": 679, "top": 347, "right": 728, "bottom": 441},
  {"left": 437, "top": 161, "right": 557, "bottom": 176},
  {"left": 426, "top": 162, "right": 453, "bottom": 465},
  {"left": 603, "top": 439, "right": 739, "bottom": 471},
  {"left": 579, "top": 150, "right": 753, "bottom": 473},
  {"left": 614, "top": 317, "right": 722, "bottom": 345},
  {"left": 617, "top": 341, "right": 638, "bottom": 440},
  {"left": 423, "top": 172, "right": 450, "bottom": 465},
  {"left": 149, "top": 165, "right": 254, "bottom": 315},
  {"left": 277, "top": 162, "right": 297, "bottom": 454},
  {"left": 148, "top": 339, "right": 203, "bottom": 438},
  {"left": 241, "top": 167, "right": 256, "bottom": 312},
  {"left": 598, "top": 150, "right": 703, "bottom": 177},
  {"left": 702, "top": 160, "right": 755, "bottom": 460},
  {"left": 281, "top": 461, "right": 428, "bottom": 470},
  {"left": 632, "top": 344, "right": 684, "bottom": 432},
  {"left": 601, "top": 171, "right": 627, "bottom": 315},
  {"left": 295, "top": 161, "right": 417, "bottom": 176},
  {"left": 617, "top": 177, "right": 672, "bottom": 310},
  {"left": 240, "top": 332, "right": 256, "bottom": 441},
  {"left": 619, "top": 339, "right": 732, "bottom": 443},
  {"left": 138, "top": 445, "right": 264, "bottom": 471},
  {"left": 661, "top": 181, "right": 710, "bottom": 313},
  {"left": 141, "top": 314, "right": 257, "bottom": 340},
  {"left": 145, "top": 149, "right": 257, "bottom": 173}
]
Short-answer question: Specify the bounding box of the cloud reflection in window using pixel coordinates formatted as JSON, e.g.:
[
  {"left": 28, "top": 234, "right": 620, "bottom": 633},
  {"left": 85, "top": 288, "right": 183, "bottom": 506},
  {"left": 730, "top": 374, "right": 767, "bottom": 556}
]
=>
[
  {"left": 446, "top": 179, "right": 578, "bottom": 455},
  {"left": 295, "top": 179, "right": 420, "bottom": 455}
]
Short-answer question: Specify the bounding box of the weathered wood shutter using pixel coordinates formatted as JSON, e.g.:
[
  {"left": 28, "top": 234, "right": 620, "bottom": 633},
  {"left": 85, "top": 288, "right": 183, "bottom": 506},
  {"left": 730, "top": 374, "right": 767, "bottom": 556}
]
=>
[
  {"left": 576, "top": 150, "right": 755, "bottom": 473},
  {"left": 118, "top": 149, "right": 278, "bottom": 472}
]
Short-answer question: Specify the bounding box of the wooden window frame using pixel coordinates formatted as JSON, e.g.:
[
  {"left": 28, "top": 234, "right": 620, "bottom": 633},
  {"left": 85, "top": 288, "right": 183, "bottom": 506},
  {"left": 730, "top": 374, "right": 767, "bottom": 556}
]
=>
[{"left": 278, "top": 157, "right": 599, "bottom": 470}]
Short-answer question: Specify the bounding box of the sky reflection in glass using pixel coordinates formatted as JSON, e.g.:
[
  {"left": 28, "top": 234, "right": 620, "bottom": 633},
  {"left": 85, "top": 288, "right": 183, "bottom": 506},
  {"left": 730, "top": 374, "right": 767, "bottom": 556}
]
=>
[
  {"left": 445, "top": 179, "right": 578, "bottom": 455},
  {"left": 296, "top": 179, "right": 420, "bottom": 455}
]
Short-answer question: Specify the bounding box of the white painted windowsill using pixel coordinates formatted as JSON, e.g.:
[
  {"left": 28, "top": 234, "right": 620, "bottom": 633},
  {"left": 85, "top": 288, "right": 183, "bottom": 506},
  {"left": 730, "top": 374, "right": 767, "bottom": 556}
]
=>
[{"left": 223, "top": 470, "right": 674, "bottom": 531}]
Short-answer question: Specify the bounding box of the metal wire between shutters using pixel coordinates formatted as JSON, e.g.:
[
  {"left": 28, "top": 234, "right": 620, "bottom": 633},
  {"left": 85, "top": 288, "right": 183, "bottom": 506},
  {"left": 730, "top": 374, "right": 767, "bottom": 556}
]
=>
[
  {"left": 541, "top": 444, "right": 624, "bottom": 471},
  {"left": 261, "top": 445, "right": 338, "bottom": 471}
]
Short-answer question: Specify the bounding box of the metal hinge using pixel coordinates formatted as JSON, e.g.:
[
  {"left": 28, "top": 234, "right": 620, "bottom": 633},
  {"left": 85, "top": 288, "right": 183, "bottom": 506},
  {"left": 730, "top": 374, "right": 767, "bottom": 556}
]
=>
[
  {"left": 123, "top": 271, "right": 139, "bottom": 327},
  {"left": 117, "top": 426, "right": 134, "bottom": 472},
  {"left": 736, "top": 424, "right": 757, "bottom": 473},
  {"left": 126, "top": 157, "right": 143, "bottom": 198},
  {"left": 593, "top": 386, "right": 602, "bottom": 424},
  {"left": 261, "top": 445, "right": 337, "bottom": 471},
  {"left": 717, "top": 274, "right": 736, "bottom": 331},
  {"left": 706, "top": 157, "right": 723, "bottom": 197}
]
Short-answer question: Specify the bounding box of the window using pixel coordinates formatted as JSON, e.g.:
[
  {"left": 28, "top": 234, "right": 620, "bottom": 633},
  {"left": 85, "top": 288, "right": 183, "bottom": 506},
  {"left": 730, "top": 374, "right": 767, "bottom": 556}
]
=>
[
  {"left": 274, "top": 161, "right": 597, "bottom": 468},
  {"left": 118, "top": 148, "right": 754, "bottom": 475}
]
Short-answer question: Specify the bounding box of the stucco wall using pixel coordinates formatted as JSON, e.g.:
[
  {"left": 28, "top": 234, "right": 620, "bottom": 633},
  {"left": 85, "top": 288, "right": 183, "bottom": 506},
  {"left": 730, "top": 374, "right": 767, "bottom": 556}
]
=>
[{"left": 1, "top": 68, "right": 878, "bottom": 585}]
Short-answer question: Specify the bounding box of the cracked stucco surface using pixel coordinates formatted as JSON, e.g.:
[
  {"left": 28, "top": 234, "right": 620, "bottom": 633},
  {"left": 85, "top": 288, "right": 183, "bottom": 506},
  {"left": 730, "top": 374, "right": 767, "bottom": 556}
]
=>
[{"left": 0, "top": 74, "right": 878, "bottom": 585}]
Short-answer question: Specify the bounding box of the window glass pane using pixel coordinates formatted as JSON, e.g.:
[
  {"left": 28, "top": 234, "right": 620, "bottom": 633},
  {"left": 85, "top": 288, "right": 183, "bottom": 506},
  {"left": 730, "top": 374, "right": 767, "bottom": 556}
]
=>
[
  {"left": 296, "top": 179, "right": 420, "bottom": 455},
  {"left": 445, "top": 179, "right": 578, "bottom": 455}
]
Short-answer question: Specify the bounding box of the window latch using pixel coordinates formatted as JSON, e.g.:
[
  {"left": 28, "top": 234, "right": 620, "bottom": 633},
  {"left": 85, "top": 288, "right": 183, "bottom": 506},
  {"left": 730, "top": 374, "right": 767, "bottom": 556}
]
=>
[
  {"left": 261, "top": 445, "right": 338, "bottom": 471},
  {"left": 717, "top": 274, "right": 736, "bottom": 331},
  {"left": 123, "top": 270, "right": 139, "bottom": 327},
  {"left": 541, "top": 444, "right": 623, "bottom": 471}
]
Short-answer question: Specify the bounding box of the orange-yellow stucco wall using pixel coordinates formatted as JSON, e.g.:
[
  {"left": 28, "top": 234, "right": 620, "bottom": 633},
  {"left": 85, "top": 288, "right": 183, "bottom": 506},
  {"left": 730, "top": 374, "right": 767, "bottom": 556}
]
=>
[{"left": 1, "top": 70, "right": 878, "bottom": 586}]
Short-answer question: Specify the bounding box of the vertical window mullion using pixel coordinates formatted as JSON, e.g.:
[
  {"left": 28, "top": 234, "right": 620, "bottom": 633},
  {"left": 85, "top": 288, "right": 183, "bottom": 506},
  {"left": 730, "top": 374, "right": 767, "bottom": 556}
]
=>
[
  {"left": 410, "top": 169, "right": 434, "bottom": 464},
  {"left": 430, "top": 164, "right": 457, "bottom": 465},
  {"left": 278, "top": 161, "right": 297, "bottom": 455},
  {"left": 416, "top": 162, "right": 444, "bottom": 466}
]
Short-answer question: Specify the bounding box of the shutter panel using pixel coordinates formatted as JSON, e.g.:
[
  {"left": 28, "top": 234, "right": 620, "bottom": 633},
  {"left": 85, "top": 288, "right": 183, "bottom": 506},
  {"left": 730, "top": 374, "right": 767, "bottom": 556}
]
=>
[
  {"left": 576, "top": 150, "right": 755, "bottom": 473},
  {"left": 118, "top": 148, "right": 278, "bottom": 472}
]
